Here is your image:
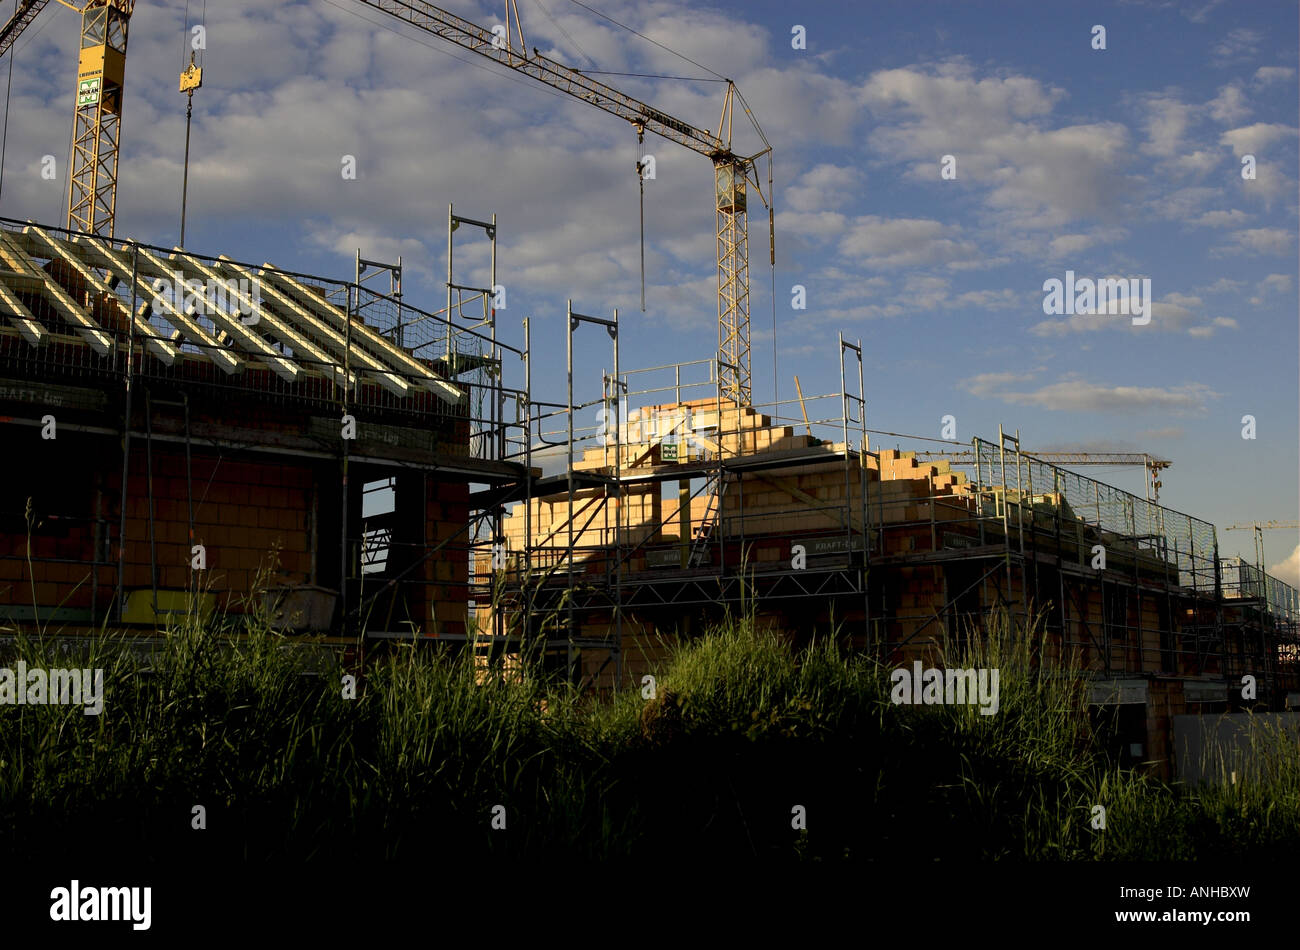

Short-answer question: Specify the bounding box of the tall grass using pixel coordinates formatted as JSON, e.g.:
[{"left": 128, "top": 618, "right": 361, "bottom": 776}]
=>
[{"left": 2, "top": 601, "right": 1296, "bottom": 863}]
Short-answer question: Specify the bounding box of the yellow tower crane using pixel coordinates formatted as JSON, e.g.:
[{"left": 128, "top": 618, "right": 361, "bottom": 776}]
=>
[
  {"left": 0, "top": 0, "right": 135, "bottom": 237},
  {"left": 353, "top": 0, "right": 774, "bottom": 407}
]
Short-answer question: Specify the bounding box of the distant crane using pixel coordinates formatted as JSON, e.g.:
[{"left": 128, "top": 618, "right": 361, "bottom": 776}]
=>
[
  {"left": 0, "top": 0, "right": 137, "bottom": 236},
  {"left": 913, "top": 450, "right": 1172, "bottom": 502},
  {"left": 1223, "top": 521, "right": 1300, "bottom": 573}
]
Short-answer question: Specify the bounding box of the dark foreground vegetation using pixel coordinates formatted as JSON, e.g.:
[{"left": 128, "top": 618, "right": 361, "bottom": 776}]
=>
[{"left": 2, "top": 608, "right": 1297, "bottom": 865}]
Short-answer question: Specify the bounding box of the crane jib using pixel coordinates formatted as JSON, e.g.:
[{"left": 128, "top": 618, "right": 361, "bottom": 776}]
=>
[{"left": 638, "top": 106, "right": 702, "bottom": 143}]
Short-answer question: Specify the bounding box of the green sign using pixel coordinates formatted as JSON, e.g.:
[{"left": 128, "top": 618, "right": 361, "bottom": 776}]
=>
[
  {"left": 660, "top": 441, "right": 679, "bottom": 462},
  {"left": 78, "top": 78, "right": 100, "bottom": 108}
]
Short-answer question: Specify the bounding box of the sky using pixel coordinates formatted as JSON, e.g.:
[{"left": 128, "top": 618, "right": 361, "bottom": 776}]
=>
[{"left": 1, "top": 0, "right": 1297, "bottom": 579}]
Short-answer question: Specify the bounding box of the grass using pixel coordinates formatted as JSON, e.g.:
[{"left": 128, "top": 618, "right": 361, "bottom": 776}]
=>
[{"left": 1, "top": 600, "right": 1297, "bottom": 864}]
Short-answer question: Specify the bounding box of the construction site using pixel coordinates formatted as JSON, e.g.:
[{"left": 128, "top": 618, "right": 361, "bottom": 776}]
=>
[{"left": 1, "top": 0, "right": 1297, "bottom": 785}]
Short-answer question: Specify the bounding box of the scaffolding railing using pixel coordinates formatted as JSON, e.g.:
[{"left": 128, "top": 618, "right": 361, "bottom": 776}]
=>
[
  {"left": 1221, "top": 556, "right": 1300, "bottom": 622},
  {"left": 960, "top": 437, "right": 1220, "bottom": 594},
  {"left": 0, "top": 216, "right": 531, "bottom": 640},
  {"left": 0, "top": 216, "right": 521, "bottom": 445}
]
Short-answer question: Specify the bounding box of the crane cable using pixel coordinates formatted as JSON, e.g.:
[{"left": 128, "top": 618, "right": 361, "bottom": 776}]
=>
[
  {"left": 316, "top": 0, "right": 573, "bottom": 104},
  {"left": 179, "top": 0, "right": 209, "bottom": 66},
  {"left": 565, "top": 1, "right": 775, "bottom": 378},
  {"left": 565, "top": 0, "right": 724, "bottom": 82},
  {"left": 634, "top": 130, "right": 645, "bottom": 312},
  {"left": 181, "top": 0, "right": 190, "bottom": 71},
  {"left": 532, "top": 0, "right": 597, "bottom": 70},
  {"left": 179, "top": 0, "right": 206, "bottom": 246},
  {"left": 0, "top": 1, "right": 13, "bottom": 204}
]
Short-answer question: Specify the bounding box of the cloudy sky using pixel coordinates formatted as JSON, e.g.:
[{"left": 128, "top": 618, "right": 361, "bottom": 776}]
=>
[{"left": 1, "top": 0, "right": 1297, "bottom": 577}]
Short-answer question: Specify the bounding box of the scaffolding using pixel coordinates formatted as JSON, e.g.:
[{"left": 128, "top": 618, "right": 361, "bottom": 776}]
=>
[
  {"left": 479, "top": 330, "right": 1297, "bottom": 708},
  {"left": 479, "top": 333, "right": 870, "bottom": 688},
  {"left": 0, "top": 214, "right": 529, "bottom": 647},
  {"left": 2, "top": 213, "right": 1296, "bottom": 712}
]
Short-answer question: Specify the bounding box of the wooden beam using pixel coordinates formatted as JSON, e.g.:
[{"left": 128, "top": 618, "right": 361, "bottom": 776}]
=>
[
  {"left": 78, "top": 237, "right": 241, "bottom": 375},
  {"left": 136, "top": 246, "right": 300, "bottom": 382},
  {"left": 171, "top": 251, "right": 351, "bottom": 386},
  {"left": 0, "top": 281, "right": 45, "bottom": 345},
  {"left": 263, "top": 264, "right": 463, "bottom": 406},
  {"left": 0, "top": 230, "right": 112, "bottom": 355},
  {"left": 254, "top": 267, "right": 410, "bottom": 398},
  {"left": 26, "top": 226, "right": 178, "bottom": 364}
]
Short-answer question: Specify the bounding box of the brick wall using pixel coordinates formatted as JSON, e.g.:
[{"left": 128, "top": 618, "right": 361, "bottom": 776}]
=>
[{"left": 2, "top": 436, "right": 470, "bottom": 637}]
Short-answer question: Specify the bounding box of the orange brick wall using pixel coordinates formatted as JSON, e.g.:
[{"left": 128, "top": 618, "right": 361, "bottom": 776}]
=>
[
  {"left": 1, "top": 438, "right": 470, "bottom": 635},
  {"left": 116, "top": 450, "right": 313, "bottom": 609}
]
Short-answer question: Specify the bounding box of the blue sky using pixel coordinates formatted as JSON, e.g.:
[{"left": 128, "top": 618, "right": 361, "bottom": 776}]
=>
[{"left": 1, "top": 0, "right": 1297, "bottom": 576}]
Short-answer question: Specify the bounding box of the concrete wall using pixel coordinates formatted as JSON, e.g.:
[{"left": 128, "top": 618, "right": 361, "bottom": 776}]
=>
[{"left": 1173, "top": 711, "right": 1300, "bottom": 784}]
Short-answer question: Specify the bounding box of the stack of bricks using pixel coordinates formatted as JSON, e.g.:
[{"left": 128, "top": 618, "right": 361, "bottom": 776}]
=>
[
  {"left": 496, "top": 484, "right": 661, "bottom": 573},
  {"left": 572, "top": 399, "right": 817, "bottom": 472},
  {"left": 498, "top": 406, "right": 997, "bottom": 572}
]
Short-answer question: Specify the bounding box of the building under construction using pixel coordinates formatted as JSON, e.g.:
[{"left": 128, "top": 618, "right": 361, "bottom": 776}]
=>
[
  {"left": 478, "top": 347, "right": 1299, "bottom": 781},
  {"left": 2, "top": 215, "right": 1297, "bottom": 785},
  {"left": 0, "top": 215, "right": 522, "bottom": 645}
]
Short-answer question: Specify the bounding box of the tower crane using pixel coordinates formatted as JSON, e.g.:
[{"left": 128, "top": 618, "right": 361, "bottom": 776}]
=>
[
  {"left": 1223, "top": 521, "right": 1300, "bottom": 573},
  {"left": 0, "top": 0, "right": 136, "bottom": 236},
  {"left": 5, "top": 0, "right": 772, "bottom": 395},
  {"left": 913, "top": 450, "right": 1172, "bottom": 501},
  {"left": 352, "top": 0, "right": 773, "bottom": 407}
]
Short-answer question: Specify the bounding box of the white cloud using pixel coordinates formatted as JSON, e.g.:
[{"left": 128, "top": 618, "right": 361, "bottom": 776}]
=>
[
  {"left": 777, "top": 210, "right": 850, "bottom": 240},
  {"left": 1183, "top": 0, "right": 1227, "bottom": 22},
  {"left": 1190, "top": 209, "right": 1249, "bottom": 227},
  {"left": 1269, "top": 543, "right": 1300, "bottom": 587},
  {"left": 962, "top": 373, "right": 1219, "bottom": 414},
  {"left": 1207, "top": 83, "right": 1250, "bottom": 124},
  {"left": 961, "top": 370, "right": 1042, "bottom": 396},
  {"left": 1029, "top": 287, "right": 1201, "bottom": 336},
  {"left": 1046, "top": 233, "right": 1102, "bottom": 257},
  {"left": 784, "top": 164, "right": 861, "bottom": 213},
  {"left": 1141, "top": 95, "right": 1195, "bottom": 157},
  {"left": 1171, "top": 150, "right": 1221, "bottom": 176},
  {"left": 1197, "top": 277, "right": 1244, "bottom": 294},
  {"left": 860, "top": 63, "right": 1131, "bottom": 234},
  {"left": 951, "top": 288, "right": 1022, "bottom": 310},
  {"left": 1211, "top": 28, "right": 1262, "bottom": 66},
  {"left": 1218, "top": 228, "right": 1293, "bottom": 256},
  {"left": 1219, "top": 122, "right": 1299, "bottom": 156},
  {"left": 838, "top": 216, "right": 981, "bottom": 269},
  {"left": 1253, "top": 66, "right": 1296, "bottom": 87},
  {"left": 1153, "top": 186, "right": 1219, "bottom": 221}
]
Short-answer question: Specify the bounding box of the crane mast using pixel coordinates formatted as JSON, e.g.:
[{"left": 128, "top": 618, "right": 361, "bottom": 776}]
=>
[
  {"left": 354, "top": 0, "right": 769, "bottom": 405},
  {"left": 67, "top": 0, "right": 134, "bottom": 236},
  {"left": 0, "top": 0, "right": 134, "bottom": 236}
]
